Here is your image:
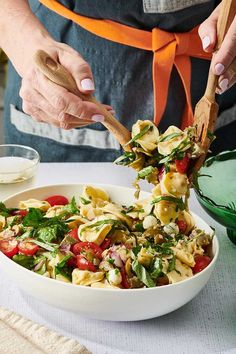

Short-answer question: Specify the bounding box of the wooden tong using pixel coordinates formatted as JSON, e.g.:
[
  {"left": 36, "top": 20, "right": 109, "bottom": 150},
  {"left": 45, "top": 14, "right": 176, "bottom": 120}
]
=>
[
  {"left": 34, "top": 50, "right": 131, "bottom": 151},
  {"left": 191, "top": 0, "right": 236, "bottom": 175}
]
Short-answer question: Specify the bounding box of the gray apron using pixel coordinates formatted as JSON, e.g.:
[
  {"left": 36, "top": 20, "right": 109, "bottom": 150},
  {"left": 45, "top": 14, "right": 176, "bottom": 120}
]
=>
[{"left": 3, "top": 0, "right": 235, "bottom": 162}]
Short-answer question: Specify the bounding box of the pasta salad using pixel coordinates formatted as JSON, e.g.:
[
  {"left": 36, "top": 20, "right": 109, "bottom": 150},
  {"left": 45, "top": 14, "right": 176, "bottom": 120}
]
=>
[{"left": 0, "top": 184, "right": 213, "bottom": 289}]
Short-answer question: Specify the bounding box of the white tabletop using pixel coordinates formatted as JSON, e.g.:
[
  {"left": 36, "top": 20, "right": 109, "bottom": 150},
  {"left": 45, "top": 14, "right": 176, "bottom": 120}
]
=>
[{"left": 0, "top": 163, "right": 236, "bottom": 354}]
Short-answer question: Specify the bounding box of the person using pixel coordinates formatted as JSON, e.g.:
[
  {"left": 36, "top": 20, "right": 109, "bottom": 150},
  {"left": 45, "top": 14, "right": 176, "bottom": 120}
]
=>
[{"left": 0, "top": 0, "right": 235, "bottom": 162}]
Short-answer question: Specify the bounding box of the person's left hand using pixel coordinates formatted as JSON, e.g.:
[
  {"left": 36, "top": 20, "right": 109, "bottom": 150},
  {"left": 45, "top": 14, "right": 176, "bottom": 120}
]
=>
[{"left": 199, "top": 3, "right": 236, "bottom": 94}]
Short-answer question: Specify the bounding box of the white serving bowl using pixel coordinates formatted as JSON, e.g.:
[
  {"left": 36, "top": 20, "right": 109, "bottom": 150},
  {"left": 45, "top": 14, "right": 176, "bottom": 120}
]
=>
[{"left": 1, "top": 184, "right": 219, "bottom": 321}]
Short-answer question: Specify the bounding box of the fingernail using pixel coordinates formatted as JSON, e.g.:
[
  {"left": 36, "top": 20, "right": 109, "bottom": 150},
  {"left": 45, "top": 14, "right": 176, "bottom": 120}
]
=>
[
  {"left": 219, "top": 78, "right": 228, "bottom": 93},
  {"left": 215, "top": 63, "right": 225, "bottom": 76},
  {"left": 81, "top": 78, "right": 95, "bottom": 90},
  {"left": 91, "top": 114, "right": 104, "bottom": 122},
  {"left": 202, "top": 36, "right": 211, "bottom": 50},
  {"left": 109, "top": 110, "right": 116, "bottom": 116}
]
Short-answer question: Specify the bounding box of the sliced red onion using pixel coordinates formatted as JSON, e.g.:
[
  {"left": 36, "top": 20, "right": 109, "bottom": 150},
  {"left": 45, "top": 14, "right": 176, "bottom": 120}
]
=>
[
  {"left": 110, "top": 251, "right": 123, "bottom": 267},
  {"left": 34, "top": 259, "right": 45, "bottom": 272},
  {"left": 60, "top": 243, "right": 71, "bottom": 254}
]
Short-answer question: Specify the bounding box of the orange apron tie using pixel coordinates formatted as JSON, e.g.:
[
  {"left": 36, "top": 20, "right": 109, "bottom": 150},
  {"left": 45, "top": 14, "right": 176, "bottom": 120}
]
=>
[{"left": 39, "top": 0, "right": 212, "bottom": 129}]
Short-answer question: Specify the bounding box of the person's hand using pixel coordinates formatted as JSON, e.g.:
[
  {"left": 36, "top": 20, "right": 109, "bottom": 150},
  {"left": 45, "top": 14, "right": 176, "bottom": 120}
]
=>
[
  {"left": 20, "top": 40, "right": 112, "bottom": 129},
  {"left": 199, "top": 3, "right": 236, "bottom": 94}
]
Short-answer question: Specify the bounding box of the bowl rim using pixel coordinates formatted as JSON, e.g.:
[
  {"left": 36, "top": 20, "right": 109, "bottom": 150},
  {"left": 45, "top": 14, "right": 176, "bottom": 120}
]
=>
[
  {"left": 0, "top": 144, "right": 40, "bottom": 175},
  {"left": 1, "top": 183, "right": 219, "bottom": 293},
  {"left": 194, "top": 149, "right": 236, "bottom": 216}
]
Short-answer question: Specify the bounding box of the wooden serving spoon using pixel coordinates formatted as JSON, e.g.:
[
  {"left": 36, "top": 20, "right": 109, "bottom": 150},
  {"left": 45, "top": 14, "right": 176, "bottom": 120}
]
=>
[
  {"left": 191, "top": 0, "right": 236, "bottom": 176},
  {"left": 34, "top": 50, "right": 132, "bottom": 151}
]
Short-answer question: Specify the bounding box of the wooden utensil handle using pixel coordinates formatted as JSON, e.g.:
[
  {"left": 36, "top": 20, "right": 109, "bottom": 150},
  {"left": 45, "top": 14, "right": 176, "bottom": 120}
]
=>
[
  {"left": 205, "top": 0, "right": 236, "bottom": 101},
  {"left": 34, "top": 50, "right": 131, "bottom": 149}
]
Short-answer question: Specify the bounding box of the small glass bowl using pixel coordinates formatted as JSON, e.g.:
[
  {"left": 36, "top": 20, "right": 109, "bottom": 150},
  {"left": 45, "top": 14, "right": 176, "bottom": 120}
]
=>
[{"left": 0, "top": 145, "right": 40, "bottom": 184}]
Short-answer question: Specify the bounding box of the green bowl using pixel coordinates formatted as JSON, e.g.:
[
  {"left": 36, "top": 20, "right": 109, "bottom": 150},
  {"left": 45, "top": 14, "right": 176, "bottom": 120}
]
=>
[{"left": 195, "top": 150, "right": 236, "bottom": 244}]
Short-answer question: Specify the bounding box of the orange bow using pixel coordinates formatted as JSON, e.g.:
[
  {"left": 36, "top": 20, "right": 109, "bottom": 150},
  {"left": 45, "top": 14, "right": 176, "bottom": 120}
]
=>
[{"left": 40, "top": 0, "right": 212, "bottom": 128}]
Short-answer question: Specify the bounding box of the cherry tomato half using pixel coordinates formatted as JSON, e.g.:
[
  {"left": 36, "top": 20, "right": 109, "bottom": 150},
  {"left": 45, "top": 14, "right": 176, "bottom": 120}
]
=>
[
  {"left": 44, "top": 195, "right": 69, "bottom": 206},
  {"left": 18, "top": 239, "right": 39, "bottom": 256},
  {"left": 175, "top": 155, "right": 190, "bottom": 174},
  {"left": 67, "top": 256, "right": 77, "bottom": 267},
  {"left": 176, "top": 219, "right": 187, "bottom": 233},
  {"left": 11, "top": 209, "right": 28, "bottom": 217},
  {"left": 76, "top": 254, "right": 96, "bottom": 272},
  {"left": 68, "top": 228, "right": 80, "bottom": 241},
  {"left": 0, "top": 238, "right": 18, "bottom": 258},
  {"left": 100, "top": 238, "right": 111, "bottom": 251},
  {"left": 192, "top": 255, "right": 211, "bottom": 274},
  {"left": 120, "top": 266, "right": 130, "bottom": 289},
  {"left": 72, "top": 242, "right": 103, "bottom": 260}
]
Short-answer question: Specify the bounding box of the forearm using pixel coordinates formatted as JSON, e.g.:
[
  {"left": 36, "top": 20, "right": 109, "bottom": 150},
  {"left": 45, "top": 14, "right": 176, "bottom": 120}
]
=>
[{"left": 0, "top": 0, "right": 53, "bottom": 76}]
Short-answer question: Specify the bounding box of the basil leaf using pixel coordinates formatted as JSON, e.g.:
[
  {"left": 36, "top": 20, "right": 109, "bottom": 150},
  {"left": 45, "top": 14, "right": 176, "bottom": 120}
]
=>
[
  {"left": 135, "top": 223, "right": 144, "bottom": 232},
  {"left": 150, "top": 258, "right": 163, "bottom": 279},
  {"left": 0, "top": 202, "right": 14, "bottom": 217},
  {"left": 22, "top": 208, "right": 44, "bottom": 227},
  {"left": 159, "top": 132, "right": 182, "bottom": 142},
  {"left": 80, "top": 219, "right": 123, "bottom": 235},
  {"left": 132, "top": 259, "right": 155, "bottom": 288},
  {"left": 138, "top": 166, "right": 155, "bottom": 179},
  {"left": 12, "top": 254, "right": 35, "bottom": 269},
  {"left": 114, "top": 152, "right": 136, "bottom": 166},
  {"left": 151, "top": 196, "right": 185, "bottom": 210},
  {"left": 80, "top": 197, "right": 91, "bottom": 205},
  {"left": 125, "top": 125, "right": 152, "bottom": 146},
  {"left": 63, "top": 197, "right": 79, "bottom": 214},
  {"left": 31, "top": 239, "right": 59, "bottom": 252},
  {"left": 55, "top": 265, "right": 72, "bottom": 281},
  {"left": 167, "top": 256, "right": 176, "bottom": 272},
  {"left": 56, "top": 254, "right": 72, "bottom": 269}
]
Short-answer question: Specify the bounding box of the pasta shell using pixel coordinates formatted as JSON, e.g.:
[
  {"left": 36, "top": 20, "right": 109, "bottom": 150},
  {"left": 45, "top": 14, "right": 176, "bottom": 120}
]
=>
[
  {"left": 102, "top": 202, "right": 132, "bottom": 228},
  {"left": 132, "top": 120, "right": 159, "bottom": 152},
  {"left": 78, "top": 217, "right": 113, "bottom": 245},
  {"left": 45, "top": 205, "right": 65, "bottom": 218},
  {"left": 82, "top": 186, "right": 109, "bottom": 203},
  {"left": 18, "top": 199, "right": 50, "bottom": 211},
  {"left": 158, "top": 126, "right": 190, "bottom": 156},
  {"left": 167, "top": 259, "right": 193, "bottom": 284},
  {"left": 153, "top": 200, "right": 179, "bottom": 225},
  {"left": 160, "top": 172, "right": 188, "bottom": 197},
  {"left": 72, "top": 269, "right": 104, "bottom": 286}
]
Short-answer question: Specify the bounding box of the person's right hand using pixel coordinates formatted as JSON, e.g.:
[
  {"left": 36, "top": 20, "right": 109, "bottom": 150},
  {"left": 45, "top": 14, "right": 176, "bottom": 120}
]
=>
[{"left": 19, "top": 40, "right": 109, "bottom": 130}]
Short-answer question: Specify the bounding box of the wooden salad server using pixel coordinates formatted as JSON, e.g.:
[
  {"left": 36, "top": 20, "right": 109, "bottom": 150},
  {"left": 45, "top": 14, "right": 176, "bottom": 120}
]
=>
[
  {"left": 191, "top": 0, "right": 236, "bottom": 176},
  {"left": 34, "top": 50, "right": 132, "bottom": 151}
]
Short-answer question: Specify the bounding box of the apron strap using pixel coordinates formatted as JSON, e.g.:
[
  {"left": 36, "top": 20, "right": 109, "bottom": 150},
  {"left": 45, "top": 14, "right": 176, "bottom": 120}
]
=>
[{"left": 39, "top": 0, "right": 212, "bottom": 128}]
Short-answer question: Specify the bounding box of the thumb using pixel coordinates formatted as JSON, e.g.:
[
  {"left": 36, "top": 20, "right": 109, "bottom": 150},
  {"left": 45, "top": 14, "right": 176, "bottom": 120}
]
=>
[
  {"left": 198, "top": 4, "right": 220, "bottom": 52},
  {"left": 58, "top": 46, "right": 95, "bottom": 94}
]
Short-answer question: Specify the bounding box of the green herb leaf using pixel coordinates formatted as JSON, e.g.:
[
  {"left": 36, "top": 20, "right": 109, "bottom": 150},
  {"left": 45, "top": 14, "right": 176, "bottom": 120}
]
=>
[
  {"left": 31, "top": 239, "right": 59, "bottom": 252},
  {"left": 159, "top": 132, "right": 182, "bottom": 142},
  {"left": 150, "top": 257, "right": 163, "bottom": 279},
  {"left": 135, "top": 223, "right": 144, "bottom": 232},
  {"left": 63, "top": 197, "right": 79, "bottom": 214},
  {"left": 12, "top": 254, "right": 35, "bottom": 269},
  {"left": 151, "top": 196, "right": 185, "bottom": 210},
  {"left": 138, "top": 166, "right": 155, "bottom": 179},
  {"left": 207, "top": 129, "right": 216, "bottom": 142},
  {"left": 114, "top": 152, "right": 136, "bottom": 166},
  {"left": 0, "top": 202, "right": 13, "bottom": 217},
  {"left": 167, "top": 255, "right": 176, "bottom": 272},
  {"left": 125, "top": 125, "right": 152, "bottom": 146},
  {"left": 80, "top": 219, "right": 124, "bottom": 235},
  {"left": 37, "top": 222, "right": 68, "bottom": 243},
  {"left": 132, "top": 259, "right": 155, "bottom": 288},
  {"left": 22, "top": 208, "right": 44, "bottom": 227},
  {"left": 80, "top": 197, "right": 91, "bottom": 205}
]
